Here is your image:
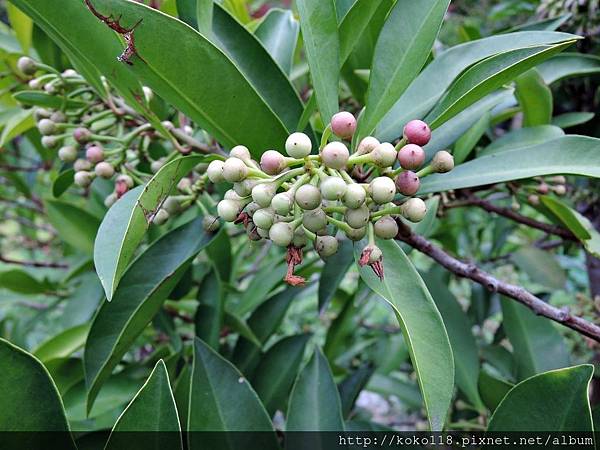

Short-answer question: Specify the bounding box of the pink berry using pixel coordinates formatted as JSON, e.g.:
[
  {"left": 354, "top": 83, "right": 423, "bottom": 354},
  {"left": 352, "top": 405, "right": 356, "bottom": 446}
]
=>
[
  {"left": 331, "top": 112, "right": 357, "bottom": 139},
  {"left": 321, "top": 142, "right": 349, "bottom": 169},
  {"left": 403, "top": 120, "right": 431, "bottom": 146},
  {"left": 86, "top": 145, "right": 104, "bottom": 163},
  {"left": 395, "top": 171, "right": 420, "bottom": 196},
  {"left": 260, "top": 150, "right": 286, "bottom": 175},
  {"left": 397, "top": 144, "right": 425, "bottom": 170}
]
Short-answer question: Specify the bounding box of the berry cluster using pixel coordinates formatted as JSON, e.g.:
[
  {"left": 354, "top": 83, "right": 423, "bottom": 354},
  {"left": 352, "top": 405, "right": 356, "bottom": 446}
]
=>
[{"left": 209, "top": 112, "right": 455, "bottom": 284}]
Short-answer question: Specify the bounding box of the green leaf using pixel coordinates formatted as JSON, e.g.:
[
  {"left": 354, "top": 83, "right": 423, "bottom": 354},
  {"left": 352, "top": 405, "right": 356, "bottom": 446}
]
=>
[
  {"left": 479, "top": 125, "right": 564, "bottom": 157},
  {"left": 453, "top": 112, "right": 490, "bottom": 165},
  {"left": 515, "top": 69, "right": 552, "bottom": 127},
  {"left": 7, "top": 3, "right": 33, "bottom": 52},
  {"left": 0, "top": 338, "right": 75, "bottom": 447},
  {"left": 188, "top": 338, "right": 279, "bottom": 449},
  {"left": 318, "top": 240, "right": 353, "bottom": 312},
  {"left": 338, "top": 0, "right": 382, "bottom": 65},
  {"left": 229, "top": 262, "right": 287, "bottom": 316},
  {"left": 538, "top": 53, "right": 600, "bottom": 85},
  {"left": 85, "top": 217, "right": 216, "bottom": 413},
  {"left": 0, "top": 268, "right": 53, "bottom": 295},
  {"left": 195, "top": 0, "right": 213, "bottom": 35},
  {"left": 552, "top": 112, "right": 595, "bottom": 129},
  {"left": 296, "top": 0, "right": 339, "bottom": 124},
  {"left": 512, "top": 247, "right": 567, "bottom": 291},
  {"left": 359, "top": 0, "right": 450, "bottom": 137},
  {"left": 478, "top": 369, "right": 513, "bottom": 413},
  {"left": 426, "top": 42, "right": 574, "bottom": 130},
  {"left": 488, "top": 365, "right": 593, "bottom": 431},
  {"left": 195, "top": 268, "right": 224, "bottom": 350},
  {"left": 33, "top": 324, "right": 89, "bottom": 363},
  {"left": 367, "top": 373, "right": 423, "bottom": 410},
  {"left": 45, "top": 199, "right": 101, "bottom": 254},
  {"left": 0, "top": 107, "right": 34, "bottom": 146},
  {"left": 44, "top": 357, "right": 84, "bottom": 396},
  {"left": 13, "top": 91, "right": 88, "bottom": 110},
  {"left": 52, "top": 169, "right": 75, "bottom": 198},
  {"left": 105, "top": 360, "right": 182, "bottom": 449},
  {"left": 420, "top": 136, "right": 600, "bottom": 194},
  {"left": 501, "top": 298, "right": 570, "bottom": 380},
  {"left": 175, "top": 0, "right": 198, "bottom": 28},
  {"left": 423, "top": 269, "right": 484, "bottom": 411},
  {"left": 505, "top": 14, "right": 571, "bottom": 33},
  {"left": 254, "top": 8, "right": 299, "bottom": 76},
  {"left": 287, "top": 348, "right": 345, "bottom": 431},
  {"left": 94, "top": 155, "right": 211, "bottom": 300},
  {"left": 224, "top": 311, "right": 261, "bottom": 347},
  {"left": 338, "top": 364, "right": 375, "bottom": 418},
  {"left": 252, "top": 334, "right": 311, "bottom": 415},
  {"left": 355, "top": 239, "right": 453, "bottom": 431},
  {"left": 376, "top": 31, "right": 578, "bottom": 142}
]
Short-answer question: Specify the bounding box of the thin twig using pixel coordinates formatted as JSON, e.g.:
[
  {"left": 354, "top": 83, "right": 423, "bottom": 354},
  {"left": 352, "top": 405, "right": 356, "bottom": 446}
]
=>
[{"left": 0, "top": 255, "right": 69, "bottom": 269}]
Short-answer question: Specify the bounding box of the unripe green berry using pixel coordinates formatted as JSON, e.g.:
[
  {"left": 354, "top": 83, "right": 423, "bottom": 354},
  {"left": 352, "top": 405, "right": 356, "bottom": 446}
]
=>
[
  {"left": 217, "top": 199, "right": 242, "bottom": 222},
  {"left": 401, "top": 198, "right": 427, "bottom": 223},
  {"left": 345, "top": 226, "right": 367, "bottom": 241},
  {"left": 252, "top": 183, "right": 277, "bottom": 208},
  {"left": 17, "top": 56, "right": 37, "bottom": 76},
  {"left": 256, "top": 227, "right": 270, "bottom": 239},
  {"left": 357, "top": 136, "right": 380, "bottom": 155},
  {"left": 369, "top": 177, "right": 396, "bottom": 204},
  {"left": 38, "top": 119, "right": 57, "bottom": 136},
  {"left": 224, "top": 189, "right": 244, "bottom": 201},
  {"left": 86, "top": 145, "right": 104, "bottom": 163},
  {"left": 246, "top": 202, "right": 261, "bottom": 216},
  {"left": 234, "top": 179, "right": 256, "bottom": 197},
  {"left": 253, "top": 208, "right": 275, "bottom": 229},
  {"left": 163, "top": 196, "right": 181, "bottom": 215},
  {"left": 295, "top": 184, "right": 321, "bottom": 210},
  {"left": 33, "top": 108, "right": 51, "bottom": 121},
  {"left": 431, "top": 151, "right": 454, "bottom": 173},
  {"left": 203, "top": 215, "right": 221, "bottom": 233},
  {"left": 345, "top": 205, "right": 370, "bottom": 229},
  {"left": 314, "top": 235, "right": 339, "bottom": 258},
  {"left": 94, "top": 162, "right": 115, "bottom": 179},
  {"left": 269, "top": 222, "right": 294, "bottom": 247},
  {"left": 331, "top": 111, "right": 357, "bottom": 139},
  {"left": 395, "top": 171, "right": 420, "bottom": 196},
  {"left": 104, "top": 193, "right": 117, "bottom": 208},
  {"left": 207, "top": 160, "right": 225, "bottom": 183},
  {"left": 321, "top": 142, "right": 350, "bottom": 170},
  {"left": 50, "top": 111, "right": 67, "bottom": 123},
  {"left": 343, "top": 184, "right": 367, "bottom": 209},
  {"left": 302, "top": 208, "right": 328, "bottom": 233},
  {"left": 374, "top": 216, "right": 399, "bottom": 240},
  {"left": 271, "top": 192, "right": 293, "bottom": 215},
  {"left": 74, "top": 171, "right": 93, "bottom": 188},
  {"left": 397, "top": 144, "right": 425, "bottom": 170},
  {"left": 42, "top": 136, "right": 59, "bottom": 149},
  {"left": 230, "top": 145, "right": 252, "bottom": 161},
  {"left": 371, "top": 143, "right": 397, "bottom": 167},
  {"left": 260, "top": 150, "right": 286, "bottom": 175},
  {"left": 74, "top": 158, "right": 92, "bottom": 172},
  {"left": 152, "top": 209, "right": 170, "bottom": 225},
  {"left": 28, "top": 78, "right": 42, "bottom": 89},
  {"left": 404, "top": 120, "right": 431, "bottom": 146},
  {"left": 293, "top": 228, "right": 308, "bottom": 248},
  {"left": 285, "top": 132, "right": 312, "bottom": 158},
  {"left": 223, "top": 157, "right": 249, "bottom": 182},
  {"left": 58, "top": 145, "right": 78, "bottom": 163},
  {"left": 320, "top": 176, "right": 347, "bottom": 201}
]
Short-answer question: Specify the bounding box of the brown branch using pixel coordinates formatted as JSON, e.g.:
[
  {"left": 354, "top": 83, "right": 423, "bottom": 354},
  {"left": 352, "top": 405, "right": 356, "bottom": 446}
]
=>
[
  {"left": 447, "top": 193, "right": 577, "bottom": 242},
  {"left": 0, "top": 255, "right": 69, "bottom": 269},
  {"left": 395, "top": 221, "right": 600, "bottom": 343}
]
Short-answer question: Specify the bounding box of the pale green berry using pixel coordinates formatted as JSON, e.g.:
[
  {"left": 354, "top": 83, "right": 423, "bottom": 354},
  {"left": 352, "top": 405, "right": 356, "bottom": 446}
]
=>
[
  {"left": 163, "top": 196, "right": 181, "bottom": 215},
  {"left": 177, "top": 178, "right": 192, "bottom": 192},
  {"left": 295, "top": 184, "right": 321, "bottom": 210},
  {"left": 207, "top": 160, "right": 225, "bottom": 183},
  {"left": 217, "top": 199, "right": 242, "bottom": 222},
  {"left": 234, "top": 179, "right": 256, "bottom": 197},
  {"left": 74, "top": 171, "right": 93, "bottom": 188},
  {"left": 17, "top": 56, "right": 37, "bottom": 75},
  {"left": 33, "top": 108, "right": 51, "bottom": 121},
  {"left": 269, "top": 222, "right": 294, "bottom": 247},
  {"left": 41, "top": 136, "right": 59, "bottom": 149},
  {"left": 302, "top": 208, "right": 328, "bottom": 233},
  {"left": 320, "top": 176, "right": 347, "bottom": 201},
  {"left": 371, "top": 143, "right": 397, "bottom": 167},
  {"left": 345, "top": 205, "right": 370, "bottom": 229},
  {"left": 58, "top": 146, "right": 77, "bottom": 163},
  {"left": 285, "top": 132, "right": 312, "bottom": 158},
  {"left": 38, "top": 119, "right": 57, "bottom": 136},
  {"left": 366, "top": 245, "right": 383, "bottom": 264},
  {"left": 222, "top": 157, "right": 248, "bottom": 182},
  {"left": 74, "top": 158, "right": 92, "bottom": 172},
  {"left": 401, "top": 198, "right": 427, "bottom": 223},
  {"left": 431, "top": 151, "right": 454, "bottom": 173},
  {"left": 357, "top": 136, "right": 380, "bottom": 155},
  {"left": 369, "top": 177, "right": 396, "bottom": 204},
  {"left": 50, "top": 111, "right": 67, "bottom": 123},
  {"left": 94, "top": 162, "right": 114, "bottom": 179},
  {"left": 252, "top": 183, "right": 277, "bottom": 208},
  {"left": 321, "top": 142, "right": 350, "bottom": 170},
  {"left": 343, "top": 184, "right": 366, "bottom": 209},
  {"left": 271, "top": 192, "right": 293, "bottom": 215},
  {"left": 345, "top": 226, "right": 367, "bottom": 241},
  {"left": 224, "top": 189, "right": 244, "bottom": 201},
  {"left": 152, "top": 209, "right": 170, "bottom": 225},
  {"left": 374, "top": 216, "right": 399, "bottom": 240},
  {"left": 253, "top": 208, "right": 275, "bottom": 229},
  {"left": 314, "top": 235, "right": 339, "bottom": 258},
  {"left": 230, "top": 145, "right": 252, "bottom": 161},
  {"left": 293, "top": 228, "right": 308, "bottom": 248},
  {"left": 256, "top": 227, "right": 270, "bottom": 239},
  {"left": 246, "top": 201, "right": 261, "bottom": 216}
]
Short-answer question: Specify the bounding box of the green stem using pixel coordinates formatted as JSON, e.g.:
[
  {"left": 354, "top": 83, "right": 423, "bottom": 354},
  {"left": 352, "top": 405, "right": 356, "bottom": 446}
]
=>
[
  {"left": 371, "top": 206, "right": 402, "bottom": 220},
  {"left": 323, "top": 206, "right": 346, "bottom": 214},
  {"left": 416, "top": 166, "right": 434, "bottom": 178},
  {"left": 320, "top": 124, "right": 333, "bottom": 150},
  {"left": 301, "top": 226, "right": 317, "bottom": 241},
  {"left": 327, "top": 216, "right": 352, "bottom": 233},
  {"left": 347, "top": 153, "right": 372, "bottom": 167},
  {"left": 394, "top": 137, "right": 408, "bottom": 152}
]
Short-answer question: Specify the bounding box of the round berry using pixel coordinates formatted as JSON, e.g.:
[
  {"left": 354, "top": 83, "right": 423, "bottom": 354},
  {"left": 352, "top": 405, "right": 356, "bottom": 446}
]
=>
[
  {"left": 345, "top": 226, "right": 367, "bottom": 241},
  {"left": 295, "top": 184, "right": 321, "bottom": 210},
  {"left": 73, "top": 127, "right": 92, "bottom": 144},
  {"left": 33, "top": 108, "right": 51, "bottom": 121},
  {"left": 285, "top": 132, "right": 312, "bottom": 158},
  {"left": 246, "top": 201, "right": 261, "bottom": 216},
  {"left": 222, "top": 157, "right": 248, "bottom": 182},
  {"left": 260, "top": 150, "right": 286, "bottom": 175},
  {"left": 314, "top": 235, "right": 339, "bottom": 258},
  {"left": 343, "top": 184, "right": 367, "bottom": 209},
  {"left": 253, "top": 208, "right": 275, "bottom": 229},
  {"left": 256, "top": 227, "right": 270, "bottom": 239},
  {"left": 17, "top": 56, "right": 37, "bottom": 76},
  {"left": 234, "top": 179, "right": 256, "bottom": 197},
  {"left": 371, "top": 143, "right": 397, "bottom": 167},
  {"left": 397, "top": 144, "right": 425, "bottom": 170},
  {"left": 74, "top": 171, "right": 93, "bottom": 188},
  {"left": 554, "top": 185, "right": 567, "bottom": 196},
  {"left": 271, "top": 192, "right": 293, "bottom": 215},
  {"left": 404, "top": 120, "right": 431, "bottom": 146},
  {"left": 116, "top": 174, "right": 134, "bottom": 188},
  {"left": 321, "top": 142, "right": 350, "bottom": 170},
  {"left": 41, "top": 136, "right": 60, "bottom": 149},
  {"left": 86, "top": 145, "right": 104, "bottom": 163},
  {"left": 395, "top": 171, "right": 420, "bottom": 196},
  {"left": 203, "top": 215, "right": 220, "bottom": 232},
  {"left": 331, "top": 111, "right": 357, "bottom": 139},
  {"left": 401, "top": 198, "right": 427, "bottom": 223},
  {"left": 217, "top": 199, "right": 242, "bottom": 222},
  {"left": 320, "top": 176, "right": 347, "bottom": 201},
  {"left": 374, "top": 216, "right": 399, "bottom": 240},
  {"left": 269, "top": 222, "right": 294, "bottom": 247},
  {"left": 207, "top": 160, "right": 225, "bottom": 183},
  {"left": 302, "top": 208, "right": 328, "bottom": 233},
  {"left": 230, "top": 145, "right": 252, "bottom": 161},
  {"left": 50, "top": 111, "right": 67, "bottom": 123},
  {"left": 252, "top": 183, "right": 277, "bottom": 208},
  {"left": 431, "top": 151, "right": 454, "bottom": 173},
  {"left": 293, "top": 228, "right": 308, "bottom": 248},
  {"left": 152, "top": 209, "right": 170, "bottom": 226},
  {"left": 38, "top": 119, "right": 57, "bottom": 136},
  {"left": 345, "top": 205, "right": 370, "bottom": 229},
  {"left": 357, "top": 136, "right": 380, "bottom": 155},
  {"left": 28, "top": 78, "right": 42, "bottom": 89},
  {"left": 369, "top": 177, "right": 396, "bottom": 204},
  {"left": 74, "top": 158, "right": 92, "bottom": 172},
  {"left": 58, "top": 145, "right": 77, "bottom": 163},
  {"left": 94, "top": 162, "right": 114, "bottom": 179},
  {"left": 163, "top": 197, "right": 181, "bottom": 215}
]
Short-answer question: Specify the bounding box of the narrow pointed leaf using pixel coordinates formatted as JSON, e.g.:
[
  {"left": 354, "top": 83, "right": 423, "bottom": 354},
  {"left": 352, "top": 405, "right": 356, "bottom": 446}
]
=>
[
  {"left": 479, "top": 125, "right": 564, "bottom": 157},
  {"left": 318, "top": 239, "right": 354, "bottom": 312},
  {"left": 538, "top": 53, "right": 600, "bottom": 85},
  {"left": 338, "top": 0, "right": 382, "bottom": 65},
  {"left": 33, "top": 324, "right": 89, "bottom": 363},
  {"left": 254, "top": 8, "right": 299, "bottom": 75},
  {"left": 515, "top": 69, "right": 552, "bottom": 127}
]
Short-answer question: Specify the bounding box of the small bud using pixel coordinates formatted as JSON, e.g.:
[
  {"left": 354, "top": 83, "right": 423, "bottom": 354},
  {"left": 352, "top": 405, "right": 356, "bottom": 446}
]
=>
[
  {"left": 321, "top": 142, "right": 350, "bottom": 170},
  {"left": 225, "top": 189, "right": 244, "bottom": 201},
  {"left": 431, "top": 151, "right": 454, "bottom": 173},
  {"left": 374, "top": 216, "right": 399, "bottom": 240},
  {"left": 41, "top": 136, "right": 59, "bottom": 149},
  {"left": 234, "top": 179, "right": 257, "bottom": 197},
  {"left": 403, "top": 120, "right": 431, "bottom": 146},
  {"left": 33, "top": 108, "right": 51, "bottom": 121},
  {"left": 271, "top": 192, "right": 293, "bottom": 215},
  {"left": 74, "top": 158, "right": 92, "bottom": 172},
  {"left": 252, "top": 183, "right": 277, "bottom": 208},
  {"left": 395, "top": 171, "right": 420, "bottom": 196},
  {"left": 295, "top": 184, "right": 321, "bottom": 210},
  {"left": 207, "top": 160, "right": 225, "bottom": 183},
  {"left": 104, "top": 193, "right": 118, "bottom": 208},
  {"left": 94, "top": 162, "right": 115, "bottom": 179},
  {"left": 163, "top": 196, "right": 181, "bottom": 215},
  {"left": 73, "top": 127, "right": 92, "bottom": 144},
  {"left": 401, "top": 198, "right": 427, "bottom": 223},
  {"left": 357, "top": 136, "right": 380, "bottom": 156},
  {"left": 528, "top": 194, "right": 540, "bottom": 206},
  {"left": 343, "top": 184, "right": 367, "bottom": 209},
  {"left": 550, "top": 176, "right": 567, "bottom": 185},
  {"left": 116, "top": 174, "right": 134, "bottom": 188},
  {"left": 371, "top": 143, "right": 397, "bottom": 168},
  {"left": 222, "top": 157, "right": 248, "bottom": 182},
  {"left": 38, "top": 119, "right": 57, "bottom": 136},
  {"left": 397, "top": 144, "right": 425, "bottom": 170},
  {"left": 177, "top": 178, "right": 192, "bottom": 192},
  {"left": 217, "top": 199, "right": 242, "bottom": 222},
  {"left": 161, "top": 120, "right": 175, "bottom": 130},
  {"left": 260, "top": 150, "right": 286, "bottom": 175},
  {"left": 285, "top": 132, "right": 312, "bottom": 158},
  {"left": 50, "top": 111, "right": 67, "bottom": 124},
  {"left": 58, "top": 146, "right": 78, "bottom": 163},
  {"left": 230, "top": 145, "right": 252, "bottom": 162},
  {"left": 142, "top": 86, "right": 154, "bottom": 103},
  {"left": 269, "top": 222, "right": 294, "bottom": 247},
  {"left": 86, "top": 145, "right": 104, "bottom": 163},
  {"left": 62, "top": 69, "right": 79, "bottom": 78},
  {"left": 303, "top": 208, "right": 328, "bottom": 233},
  {"left": 345, "top": 205, "right": 370, "bottom": 229},
  {"left": 553, "top": 185, "right": 567, "bottom": 196},
  {"left": 331, "top": 111, "right": 357, "bottom": 139},
  {"left": 369, "top": 177, "right": 396, "bottom": 204},
  {"left": 17, "top": 56, "right": 37, "bottom": 76},
  {"left": 537, "top": 183, "right": 550, "bottom": 195},
  {"left": 253, "top": 208, "right": 275, "bottom": 229},
  {"left": 74, "top": 171, "right": 93, "bottom": 188},
  {"left": 28, "top": 78, "right": 42, "bottom": 90},
  {"left": 314, "top": 235, "right": 339, "bottom": 258},
  {"left": 345, "top": 226, "right": 367, "bottom": 241},
  {"left": 152, "top": 209, "right": 170, "bottom": 226},
  {"left": 320, "top": 176, "right": 347, "bottom": 201}
]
